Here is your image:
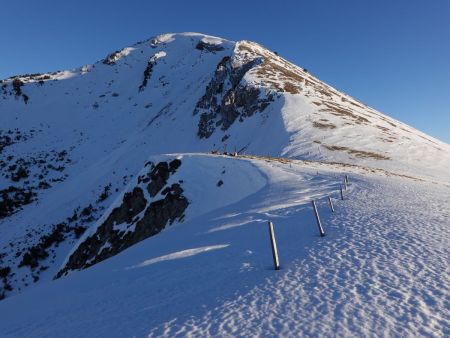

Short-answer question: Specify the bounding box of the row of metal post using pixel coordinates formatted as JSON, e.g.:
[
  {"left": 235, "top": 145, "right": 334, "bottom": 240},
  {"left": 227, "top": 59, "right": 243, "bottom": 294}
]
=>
[{"left": 268, "top": 174, "right": 350, "bottom": 270}]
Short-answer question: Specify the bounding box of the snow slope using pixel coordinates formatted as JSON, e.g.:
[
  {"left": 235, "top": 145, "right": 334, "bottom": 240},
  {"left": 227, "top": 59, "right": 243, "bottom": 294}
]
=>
[
  {"left": 0, "top": 155, "right": 448, "bottom": 337},
  {"left": 0, "top": 32, "right": 449, "bottom": 337},
  {"left": 57, "top": 154, "right": 266, "bottom": 276}
]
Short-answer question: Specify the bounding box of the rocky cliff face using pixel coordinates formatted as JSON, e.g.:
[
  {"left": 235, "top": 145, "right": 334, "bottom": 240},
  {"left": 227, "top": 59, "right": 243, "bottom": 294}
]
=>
[
  {"left": 57, "top": 158, "right": 188, "bottom": 277},
  {"left": 193, "top": 54, "right": 273, "bottom": 139}
]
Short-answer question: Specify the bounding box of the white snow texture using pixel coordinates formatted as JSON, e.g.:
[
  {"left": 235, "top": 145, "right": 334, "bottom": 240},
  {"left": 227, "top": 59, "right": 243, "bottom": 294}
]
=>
[{"left": 0, "top": 33, "right": 449, "bottom": 337}]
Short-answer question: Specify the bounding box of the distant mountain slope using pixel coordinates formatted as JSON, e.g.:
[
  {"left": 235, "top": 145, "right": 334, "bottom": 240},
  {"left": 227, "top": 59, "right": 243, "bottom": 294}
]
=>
[{"left": 1, "top": 32, "right": 449, "bottom": 299}]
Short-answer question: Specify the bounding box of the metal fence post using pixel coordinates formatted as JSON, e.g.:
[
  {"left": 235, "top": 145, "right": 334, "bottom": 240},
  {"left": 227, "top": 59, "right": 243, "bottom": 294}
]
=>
[
  {"left": 268, "top": 221, "right": 280, "bottom": 270},
  {"left": 312, "top": 200, "right": 326, "bottom": 237},
  {"left": 328, "top": 196, "right": 335, "bottom": 212}
]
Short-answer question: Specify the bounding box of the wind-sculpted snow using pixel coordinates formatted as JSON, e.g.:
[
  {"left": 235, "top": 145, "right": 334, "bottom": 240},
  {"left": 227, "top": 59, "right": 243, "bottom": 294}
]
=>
[
  {"left": 0, "top": 156, "right": 448, "bottom": 337},
  {"left": 147, "top": 177, "right": 449, "bottom": 338}
]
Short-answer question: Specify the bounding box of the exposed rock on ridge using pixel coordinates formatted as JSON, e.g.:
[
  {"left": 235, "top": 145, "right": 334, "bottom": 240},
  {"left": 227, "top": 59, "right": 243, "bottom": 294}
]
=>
[
  {"left": 56, "top": 158, "right": 188, "bottom": 277},
  {"left": 193, "top": 51, "right": 273, "bottom": 138}
]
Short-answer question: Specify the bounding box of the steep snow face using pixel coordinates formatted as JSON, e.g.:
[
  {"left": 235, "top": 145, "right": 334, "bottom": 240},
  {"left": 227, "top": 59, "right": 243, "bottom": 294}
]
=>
[
  {"left": 227, "top": 40, "right": 450, "bottom": 181},
  {"left": 1, "top": 32, "right": 449, "bottom": 299}
]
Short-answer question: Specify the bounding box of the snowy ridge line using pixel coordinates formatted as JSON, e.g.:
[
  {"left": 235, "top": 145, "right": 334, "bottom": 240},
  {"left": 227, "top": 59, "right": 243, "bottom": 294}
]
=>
[{"left": 237, "top": 153, "right": 450, "bottom": 187}]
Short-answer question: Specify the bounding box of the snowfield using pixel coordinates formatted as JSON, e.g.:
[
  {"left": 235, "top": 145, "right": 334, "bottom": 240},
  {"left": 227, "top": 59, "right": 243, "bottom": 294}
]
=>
[
  {"left": 0, "top": 155, "right": 449, "bottom": 337},
  {"left": 1, "top": 32, "right": 449, "bottom": 337}
]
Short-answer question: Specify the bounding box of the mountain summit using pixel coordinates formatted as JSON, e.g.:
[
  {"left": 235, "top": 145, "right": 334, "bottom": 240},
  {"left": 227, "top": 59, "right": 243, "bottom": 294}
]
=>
[{"left": 0, "top": 33, "right": 449, "bottom": 337}]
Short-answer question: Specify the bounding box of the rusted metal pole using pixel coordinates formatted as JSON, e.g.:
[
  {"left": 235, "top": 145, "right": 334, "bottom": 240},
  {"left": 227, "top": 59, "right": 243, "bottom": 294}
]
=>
[
  {"left": 328, "top": 196, "right": 334, "bottom": 212},
  {"left": 268, "top": 221, "right": 280, "bottom": 270},
  {"left": 312, "top": 200, "right": 326, "bottom": 237}
]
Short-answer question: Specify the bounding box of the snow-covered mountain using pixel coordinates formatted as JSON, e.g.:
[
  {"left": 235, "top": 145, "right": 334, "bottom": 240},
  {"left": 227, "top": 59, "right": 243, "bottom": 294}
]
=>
[{"left": 1, "top": 33, "right": 449, "bottom": 337}]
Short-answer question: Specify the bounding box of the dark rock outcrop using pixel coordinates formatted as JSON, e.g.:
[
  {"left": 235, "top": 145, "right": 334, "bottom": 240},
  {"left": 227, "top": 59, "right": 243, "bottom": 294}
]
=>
[
  {"left": 18, "top": 222, "right": 84, "bottom": 269},
  {"left": 102, "top": 50, "right": 122, "bottom": 65},
  {"left": 139, "top": 53, "right": 163, "bottom": 91},
  {"left": 0, "top": 267, "right": 11, "bottom": 278},
  {"left": 56, "top": 159, "right": 188, "bottom": 277},
  {"left": 195, "top": 40, "right": 225, "bottom": 53},
  {"left": 194, "top": 55, "right": 273, "bottom": 138},
  {"left": 0, "top": 186, "right": 36, "bottom": 219},
  {"left": 12, "top": 78, "right": 23, "bottom": 97},
  {"left": 145, "top": 159, "right": 181, "bottom": 197},
  {"left": 0, "top": 144, "right": 71, "bottom": 219}
]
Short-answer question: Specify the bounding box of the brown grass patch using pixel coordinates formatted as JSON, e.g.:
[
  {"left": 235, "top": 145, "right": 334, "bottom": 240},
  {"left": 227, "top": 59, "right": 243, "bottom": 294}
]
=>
[
  {"left": 283, "top": 82, "right": 300, "bottom": 94},
  {"left": 262, "top": 80, "right": 283, "bottom": 91},
  {"left": 349, "top": 101, "right": 365, "bottom": 109},
  {"left": 384, "top": 120, "right": 397, "bottom": 128},
  {"left": 256, "top": 61, "right": 305, "bottom": 83},
  {"left": 321, "top": 102, "right": 370, "bottom": 124},
  {"left": 316, "top": 89, "right": 332, "bottom": 97},
  {"left": 252, "top": 57, "right": 307, "bottom": 93},
  {"left": 322, "top": 144, "right": 390, "bottom": 160},
  {"left": 233, "top": 154, "right": 433, "bottom": 184},
  {"left": 376, "top": 125, "right": 390, "bottom": 133},
  {"left": 378, "top": 137, "right": 394, "bottom": 143},
  {"left": 237, "top": 42, "right": 256, "bottom": 55},
  {"left": 312, "top": 121, "right": 336, "bottom": 130}
]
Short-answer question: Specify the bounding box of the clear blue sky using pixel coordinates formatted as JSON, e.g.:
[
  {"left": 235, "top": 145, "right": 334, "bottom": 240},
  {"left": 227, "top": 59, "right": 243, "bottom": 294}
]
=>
[{"left": 1, "top": 0, "right": 449, "bottom": 143}]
